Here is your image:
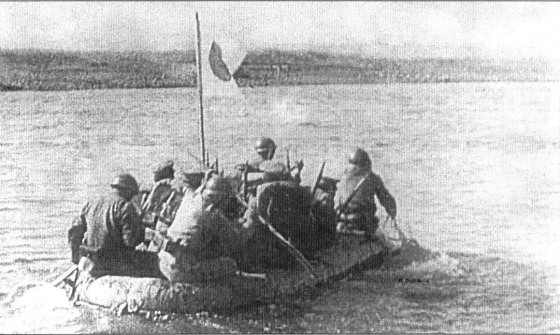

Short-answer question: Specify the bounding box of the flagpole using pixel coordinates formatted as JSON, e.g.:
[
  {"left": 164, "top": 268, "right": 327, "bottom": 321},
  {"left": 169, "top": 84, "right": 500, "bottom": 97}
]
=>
[{"left": 195, "top": 12, "right": 206, "bottom": 167}]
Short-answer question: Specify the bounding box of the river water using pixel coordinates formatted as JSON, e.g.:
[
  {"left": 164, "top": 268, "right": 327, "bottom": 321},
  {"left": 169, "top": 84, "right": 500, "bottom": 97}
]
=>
[{"left": 0, "top": 82, "right": 559, "bottom": 333}]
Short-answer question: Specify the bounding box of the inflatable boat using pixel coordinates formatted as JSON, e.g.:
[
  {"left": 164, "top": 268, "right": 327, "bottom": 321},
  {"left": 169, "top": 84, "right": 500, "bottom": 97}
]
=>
[
  {"left": 72, "top": 232, "right": 399, "bottom": 314},
  {"left": 68, "top": 172, "right": 403, "bottom": 314}
]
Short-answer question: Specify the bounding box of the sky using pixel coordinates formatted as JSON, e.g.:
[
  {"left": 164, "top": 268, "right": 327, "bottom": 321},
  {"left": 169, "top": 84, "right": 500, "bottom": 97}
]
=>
[{"left": 0, "top": 2, "right": 559, "bottom": 60}]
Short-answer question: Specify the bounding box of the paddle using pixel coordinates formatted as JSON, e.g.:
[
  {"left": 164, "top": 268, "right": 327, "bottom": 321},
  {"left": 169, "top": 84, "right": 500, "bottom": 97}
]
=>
[
  {"left": 310, "top": 161, "right": 326, "bottom": 199},
  {"left": 390, "top": 218, "right": 409, "bottom": 244},
  {"left": 258, "top": 214, "right": 318, "bottom": 279},
  {"left": 49, "top": 265, "right": 78, "bottom": 287}
]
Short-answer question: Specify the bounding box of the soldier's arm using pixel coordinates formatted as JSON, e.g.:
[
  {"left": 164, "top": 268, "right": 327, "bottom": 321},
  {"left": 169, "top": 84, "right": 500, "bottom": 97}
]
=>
[
  {"left": 372, "top": 174, "right": 397, "bottom": 219},
  {"left": 120, "top": 202, "right": 144, "bottom": 248},
  {"left": 68, "top": 202, "right": 88, "bottom": 246}
]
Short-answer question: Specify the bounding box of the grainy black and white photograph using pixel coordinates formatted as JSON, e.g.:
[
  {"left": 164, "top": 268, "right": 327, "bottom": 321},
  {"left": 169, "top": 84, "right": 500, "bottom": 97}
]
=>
[{"left": 0, "top": 1, "right": 559, "bottom": 333}]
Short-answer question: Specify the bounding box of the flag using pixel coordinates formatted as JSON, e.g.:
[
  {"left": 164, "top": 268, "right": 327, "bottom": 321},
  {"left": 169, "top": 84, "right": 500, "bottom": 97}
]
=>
[
  {"left": 199, "top": 30, "right": 246, "bottom": 99},
  {"left": 208, "top": 41, "right": 232, "bottom": 82}
]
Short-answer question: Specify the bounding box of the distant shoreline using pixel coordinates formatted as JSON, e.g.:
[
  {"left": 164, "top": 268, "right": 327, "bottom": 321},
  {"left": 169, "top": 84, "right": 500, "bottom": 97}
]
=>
[{"left": 1, "top": 49, "right": 558, "bottom": 92}]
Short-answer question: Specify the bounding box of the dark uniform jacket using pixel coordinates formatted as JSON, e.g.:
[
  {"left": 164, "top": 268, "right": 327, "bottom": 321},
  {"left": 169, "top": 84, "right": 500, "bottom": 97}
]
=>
[
  {"left": 334, "top": 166, "right": 396, "bottom": 233},
  {"left": 79, "top": 192, "right": 144, "bottom": 251},
  {"left": 68, "top": 191, "right": 156, "bottom": 276}
]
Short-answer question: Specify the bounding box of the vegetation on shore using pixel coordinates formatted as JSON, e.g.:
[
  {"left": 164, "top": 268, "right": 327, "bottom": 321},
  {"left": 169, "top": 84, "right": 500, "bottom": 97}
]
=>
[{"left": 0, "top": 49, "right": 557, "bottom": 91}]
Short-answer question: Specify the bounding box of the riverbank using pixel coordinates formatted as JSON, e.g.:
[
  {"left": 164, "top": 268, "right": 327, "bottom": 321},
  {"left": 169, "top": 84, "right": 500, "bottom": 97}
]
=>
[{"left": 1, "top": 49, "right": 558, "bottom": 91}]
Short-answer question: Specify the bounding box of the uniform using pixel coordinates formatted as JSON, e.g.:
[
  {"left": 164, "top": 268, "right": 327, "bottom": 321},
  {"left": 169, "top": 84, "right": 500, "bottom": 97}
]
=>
[
  {"left": 334, "top": 149, "right": 397, "bottom": 238},
  {"left": 157, "top": 177, "right": 257, "bottom": 283},
  {"left": 69, "top": 174, "right": 160, "bottom": 277}
]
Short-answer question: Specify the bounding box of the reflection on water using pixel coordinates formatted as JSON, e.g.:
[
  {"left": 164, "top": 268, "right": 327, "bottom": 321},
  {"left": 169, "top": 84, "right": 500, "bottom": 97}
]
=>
[{"left": 0, "top": 82, "right": 559, "bottom": 332}]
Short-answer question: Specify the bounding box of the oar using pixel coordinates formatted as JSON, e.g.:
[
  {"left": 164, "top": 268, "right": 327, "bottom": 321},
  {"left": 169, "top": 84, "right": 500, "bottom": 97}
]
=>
[
  {"left": 258, "top": 214, "right": 318, "bottom": 279},
  {"left": 310, "top": 161, "right": 326, "bottom": 199},
  {"left": 391, "top": 218, "right": 409, "bottom": 243},
  {"left": 49, "top": 264, "right": 78, "bottom": 287}
]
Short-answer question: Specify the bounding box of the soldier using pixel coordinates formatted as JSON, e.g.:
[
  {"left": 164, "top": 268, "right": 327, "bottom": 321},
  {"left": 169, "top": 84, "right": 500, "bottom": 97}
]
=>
[
  {"left": 334, "top": 148, "right": 397, "bottom": 239},
  {"left": 232, "top": 138, "right": 304, "bottom": 197},
  {"left": 251, "top": 137, "right": 304, "bottom": 181},
  {"left": 249, "top": 137, "right": 277, "bottom": 171},
  {"left": 153, "top": 175, "right": 257, "bottom": 283},
  {"left": 68, "top": 173, "right": 160, "bottom": 277},
  {"left": 142, "top": 160, "right": 185, "bottom": 235}
]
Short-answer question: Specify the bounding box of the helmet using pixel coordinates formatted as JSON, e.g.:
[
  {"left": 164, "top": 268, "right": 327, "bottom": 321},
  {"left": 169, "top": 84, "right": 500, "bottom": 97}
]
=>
[
  {"left": 152, "top": 160, "right": 174, "bottom": 174},
  {"left": 152, "top": 160, "right": 174, "bottom": 181},
  {"left": 203, "top": 175, "right": 232, "bottom": 196},
  {"left": 254, "top": 137, "right": 276, "bottom": 154},
  {"left": 110, "top": 173, "right": 139, "bottom": 194},
  {"left": 348, "top": 148, "right": 371, "bottom": 167}
]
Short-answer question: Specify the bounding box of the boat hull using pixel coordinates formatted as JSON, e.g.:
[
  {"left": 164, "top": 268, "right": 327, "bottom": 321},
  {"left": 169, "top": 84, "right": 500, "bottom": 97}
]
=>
[{"left": 74, "top": 234, "right": 394, "bottom": 313}]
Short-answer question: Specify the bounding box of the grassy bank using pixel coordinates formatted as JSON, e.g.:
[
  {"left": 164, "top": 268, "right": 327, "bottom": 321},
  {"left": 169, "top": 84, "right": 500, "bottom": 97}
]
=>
[{"left": 0, "top": 49, "right": 558, "bottom": 91}]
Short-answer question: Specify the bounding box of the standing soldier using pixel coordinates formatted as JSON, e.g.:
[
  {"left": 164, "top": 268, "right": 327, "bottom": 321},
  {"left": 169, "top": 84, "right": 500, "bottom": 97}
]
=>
[
  {"left": 68, "top": 173, "right": 160, "bottom": 277},
  {"left": 334, "top": 148, "right": 397, "bottom": 239}
]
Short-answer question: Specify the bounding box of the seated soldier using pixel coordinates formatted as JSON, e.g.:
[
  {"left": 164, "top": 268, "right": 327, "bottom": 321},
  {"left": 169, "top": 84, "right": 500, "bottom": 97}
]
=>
[
  {"left": 230, "top": 138, "right": 304, "bottom": 195},
  {"left": 249, "top": 137, "right": 277, "bottom": 172},
  {"left": 142, "top": 160, "right": 186, "bottom": 235},
  {"left": 151, "top": 175, "right": 257, "bottom": 283},
  {"left": 334, "top": 148, "right": 397, "bottom": 239},
  {"left": 233, "top": 177, "right": 322, "bottom": 272},
  {"left": 68, "top": 173, "right": 161, "bottom": 278}
]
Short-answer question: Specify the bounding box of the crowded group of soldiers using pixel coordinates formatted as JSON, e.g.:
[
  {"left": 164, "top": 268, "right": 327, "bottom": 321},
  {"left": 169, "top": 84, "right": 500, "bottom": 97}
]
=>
[{"left": 68, "top": 137, "right": 397, "bottom": 283}]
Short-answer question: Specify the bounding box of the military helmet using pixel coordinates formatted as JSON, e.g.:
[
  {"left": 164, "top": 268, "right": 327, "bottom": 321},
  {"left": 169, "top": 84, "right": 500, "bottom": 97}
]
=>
[
  {"left": 110, "top": 173, "right": 139, "bottom": 194},
  {"left": 203, "top": 175, "right": 232, "bottom": 196},
  {"left": 152, "top": 159, "right": 174, "bottom": 181},
  {"left": 254, "top": 137, "right": 276, "bottom": 153},
  {"left": 152, "top": 159, "right": 174, "bottom": 174},
  {"left": 348, "top": 148, "right": 371, "bottom": 167}
]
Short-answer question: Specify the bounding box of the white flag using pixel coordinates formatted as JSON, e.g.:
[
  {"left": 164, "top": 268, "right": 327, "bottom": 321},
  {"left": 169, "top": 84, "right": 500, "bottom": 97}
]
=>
[{"left": 199, "top": 29, "right": 246, "bottom": 98}]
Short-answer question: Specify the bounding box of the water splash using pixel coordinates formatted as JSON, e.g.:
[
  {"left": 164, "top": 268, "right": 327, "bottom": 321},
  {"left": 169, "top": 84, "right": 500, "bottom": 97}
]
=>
[{"left": 0, "top": 284, "right": 82, "bottom": 334}]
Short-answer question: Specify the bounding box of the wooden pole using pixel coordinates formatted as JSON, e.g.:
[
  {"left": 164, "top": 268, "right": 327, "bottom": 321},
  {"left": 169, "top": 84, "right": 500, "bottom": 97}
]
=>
[{"left": 195, "top": 12, "right": 206, "bottom": 166}]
